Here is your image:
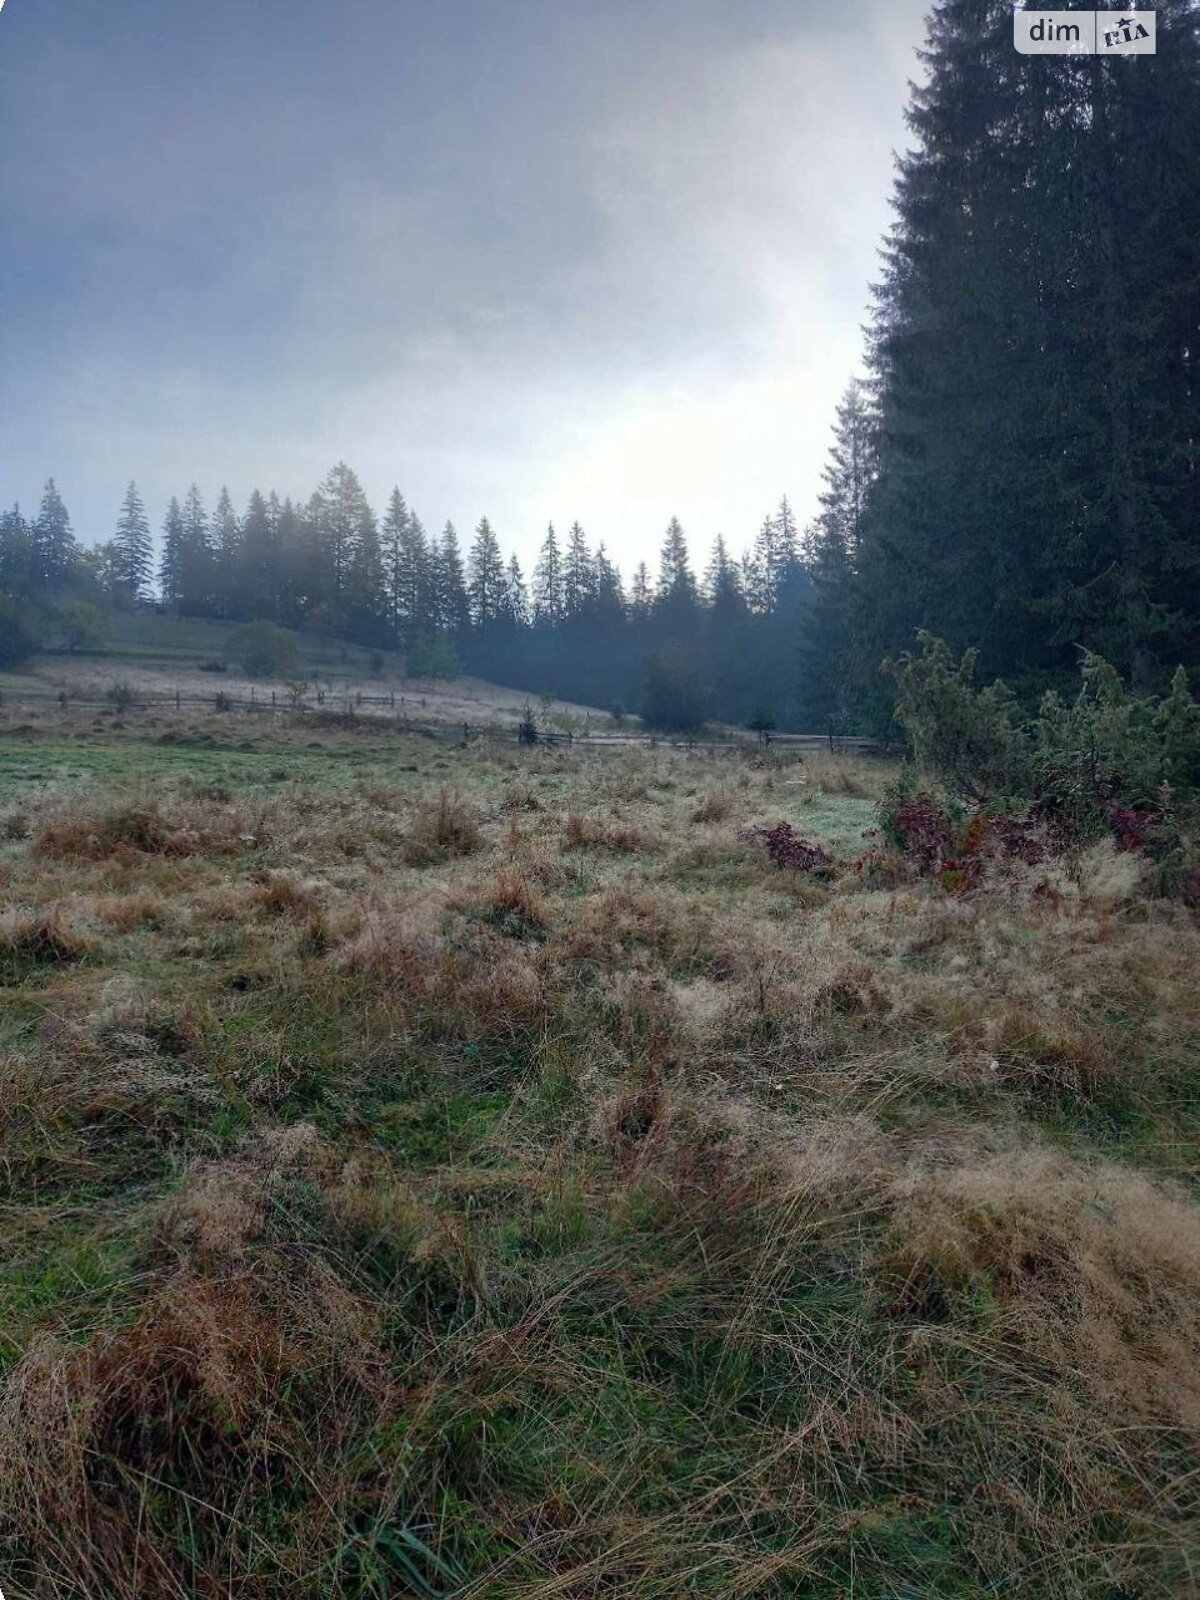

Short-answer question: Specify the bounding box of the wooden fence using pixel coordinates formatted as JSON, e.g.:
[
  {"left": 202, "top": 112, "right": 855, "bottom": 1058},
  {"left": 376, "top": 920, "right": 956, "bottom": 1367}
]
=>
[{"left": 0, "top": 682, "right": 889, "bottom": 755}]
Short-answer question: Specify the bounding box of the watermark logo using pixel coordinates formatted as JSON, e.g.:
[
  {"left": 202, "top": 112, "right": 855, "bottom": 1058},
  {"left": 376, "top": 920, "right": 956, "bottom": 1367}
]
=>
[
  {"left": 1014, "top": 10, "right": 1156, "bottom": 54},
  {"left": 1098, "top": 11, "right": 1155, "bottom": 50}
]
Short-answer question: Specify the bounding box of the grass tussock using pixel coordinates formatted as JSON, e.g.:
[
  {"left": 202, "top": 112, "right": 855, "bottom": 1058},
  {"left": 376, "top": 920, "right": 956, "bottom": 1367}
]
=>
[
  {"left": 563, "top": 810, "right": 655, "bottom": 852},
  {"left": 36, "top": 794, "right": 271, "bottom": 860},
  {"left": 402, "top": 786, "right": 481, "bottom": 865},
  {"left": 689, "top": 789, "right": 735, "bottom": 824},
  {"left": 0, "top": 906, "right": 91, "bottom": 978},
  {"left": 1, "top": 724, "right": 1197, "bottom": 1598}
]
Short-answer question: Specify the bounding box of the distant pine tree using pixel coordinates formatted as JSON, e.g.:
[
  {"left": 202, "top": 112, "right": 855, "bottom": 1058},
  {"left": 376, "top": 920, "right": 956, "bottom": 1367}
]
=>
[
  {"left": 159, "top": 496, "right": 185, "bottom": 609},
  {"left": 177, "top": 485, "right": 213, "bottom": 616},
  {"left": 532, "top": 523, "right": 564, "bottom": 624},
  {"left": 210, "top": 487, "right": 241, "bottom": 618},
  {"left": 111, "top": 482, "right": 153, "bottom": 604},
  {"left": 32, "top": 479, "right": 77, "bottom": 591},
  {"left": 467, "top": 517, "right": 506, "bottom": 631},
  {"left": 434, "top": 522, "right": 470, "bottom": 637},
  {"left": 563, "top": 521, "right": 594, "bottom": 618},
  {"left": 381, "top": 488, "right": 411, "bottom": 641},
  {"left": 505, "top": 554, "right": 530, "bottom": 627}
]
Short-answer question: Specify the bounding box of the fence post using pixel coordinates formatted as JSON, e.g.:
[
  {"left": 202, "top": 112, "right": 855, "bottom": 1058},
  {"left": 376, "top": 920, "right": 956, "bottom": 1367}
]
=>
[{"left": 175, "top": 688, "right": 181, "bottom": 711}]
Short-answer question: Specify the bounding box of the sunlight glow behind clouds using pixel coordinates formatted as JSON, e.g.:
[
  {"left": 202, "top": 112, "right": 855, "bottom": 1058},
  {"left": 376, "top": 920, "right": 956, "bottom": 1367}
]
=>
[{"left": 1, "top": 0, "right": 929, "bottom": 569}]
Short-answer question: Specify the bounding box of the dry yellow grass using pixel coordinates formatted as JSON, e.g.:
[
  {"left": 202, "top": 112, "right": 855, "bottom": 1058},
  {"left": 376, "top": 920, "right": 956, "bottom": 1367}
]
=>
[{"left": 0, "top": 726, "right": 1196, "bottom": 1597}]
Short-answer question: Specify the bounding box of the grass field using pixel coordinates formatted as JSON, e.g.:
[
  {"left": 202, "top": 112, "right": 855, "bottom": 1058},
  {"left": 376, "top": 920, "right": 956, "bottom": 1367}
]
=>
[
  {"left": 12, "top": 614, "right": 608, "bottom": 731},
  {"left": 1, "top": 707, "right": 1197, "bottom": 1598}
]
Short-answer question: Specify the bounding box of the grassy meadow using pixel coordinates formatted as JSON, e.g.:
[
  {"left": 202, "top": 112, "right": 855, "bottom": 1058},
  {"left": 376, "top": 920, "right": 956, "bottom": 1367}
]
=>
[{"left": 1, "top": 704, "right": 1198, "bottom": 1598}]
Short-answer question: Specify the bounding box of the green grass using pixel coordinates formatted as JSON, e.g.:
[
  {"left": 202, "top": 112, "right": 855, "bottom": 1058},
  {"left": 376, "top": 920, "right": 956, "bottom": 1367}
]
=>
[{"left": 0, "top": 718, "right": 1196, "bottom": 1598}]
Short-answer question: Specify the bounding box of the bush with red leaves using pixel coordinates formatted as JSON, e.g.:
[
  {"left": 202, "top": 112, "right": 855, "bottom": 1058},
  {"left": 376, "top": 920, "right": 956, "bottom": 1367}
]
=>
[
  {"left": 1108, "top": 806, "right": 1159, "bottom": 853},
  {"left": 739, "top": 821, "right": 830, "bottom": 873},
  {"left": 878, "top": 790, "right": 958, "bottom": 873}
]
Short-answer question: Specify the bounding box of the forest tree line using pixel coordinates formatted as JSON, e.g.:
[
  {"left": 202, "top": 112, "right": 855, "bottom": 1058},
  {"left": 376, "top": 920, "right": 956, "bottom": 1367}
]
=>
[
  {"left": 0, "top": 472, "right": 818, "bottom": 729},
  {"left": 4, "top": 0, "right": 1199, "bottom": 731}
]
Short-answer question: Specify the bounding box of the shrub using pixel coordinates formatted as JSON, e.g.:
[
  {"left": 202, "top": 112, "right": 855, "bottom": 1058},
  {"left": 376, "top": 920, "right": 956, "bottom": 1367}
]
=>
[
  {"left": 406, "top": 633, "right": 461, "bottom": 680},
  {"left": 738, "top": 821, "right": 830, "bottom": 873},
  {"left": 58, "top": 600, "right": 110, "bottom": 653},
  {"left": 885, "top": 634, "right": 1200, "bottom": 875},
  {"left": 884, "top": 632, "right": 1024, "bottom": 802},
  {"left": 104, "top": 679, "right": 136, "bottom": 712},
  {"left": 0, "top": 594, "right": 40, "bottom": 668},
  {"left": 877, "top": 778, "right": 960, "bottom": 873},
  {"left": 227, "top": 621, "right": 300, "bottom": 679}
]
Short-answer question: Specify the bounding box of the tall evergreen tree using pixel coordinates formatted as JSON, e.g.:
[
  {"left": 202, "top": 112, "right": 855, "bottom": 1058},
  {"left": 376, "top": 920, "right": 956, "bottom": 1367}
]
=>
[
  {"left": 562, "top": 521, "right": 594, "bottom": 618},
  {"left": 159, "top": 496, "right": 185, "bottom": 609},
  {"left": 240, "top": 489, "right": 278, "bottom": 620},
  {"left": 0, "top": 506, "right": 35, "bottom": 600},
  {"left": 347, "top": 496, "right": 385, "bottom": 641},
  {"left": 111, "top": 482, "right": 153, "bottom": 604},
  {"left": 532, "top": 523, "right": 564, "bottom": 624},
  {"left": 629, "top": 562, "right": 653, "bottom": 620},
  {"left": 505, "top": 554, "right": 530, "bottom": 628},
  {"left": 380, "top": 488, "right": 411, "bottom": 641},
  {"left": 467, "top": 517, "right": 506, "bottom": 631},
  {"left": 655, "top": 517, "right": 698, "bottom": 625},
  {"left": 210, "top": 487, "right": 241, "bottom": 618},
  {"left": 433, "top": 522, "right": 470, "bottom": 638},
  {"left": 177, "top": 485, "right": 213, "bottom": 616},
  {"left": 32, "top": 479, "right": 77, "bottom": 591},
  {"left": 312, "top": 462, "right": 370, "bottom": 605},
  {"left": 860, "top": 0, "right": 1200, "bottom": 689}
]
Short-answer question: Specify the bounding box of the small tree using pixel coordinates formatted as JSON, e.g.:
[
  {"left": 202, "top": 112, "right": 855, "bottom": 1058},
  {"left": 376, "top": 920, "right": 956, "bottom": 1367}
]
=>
[
  {"left": 884, "top": 632, "right": 1024, "bottom": 801},
  {"left": 105, "top": 679, "right": 136, "bottom": 712},
  {"left": 406, "top": 633, "right": 460, "bottom": 680},
  {"left": 228, "top": 621, "right": 300, "bottom": 679},
  {"left": 59, "top": 599, "right": 110, "bottom": 653}
]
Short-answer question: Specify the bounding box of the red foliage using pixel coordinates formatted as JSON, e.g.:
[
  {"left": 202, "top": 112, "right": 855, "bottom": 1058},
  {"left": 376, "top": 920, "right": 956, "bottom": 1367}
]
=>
[
  {"left": 1108, "top": 806, "right": 1158, "bottom": 853},
  {"left": 739, "top": 821, "right": 830, "bottom": 873},
  {"left": 884, "top": 795, "right": 956, "bottom": 873}
]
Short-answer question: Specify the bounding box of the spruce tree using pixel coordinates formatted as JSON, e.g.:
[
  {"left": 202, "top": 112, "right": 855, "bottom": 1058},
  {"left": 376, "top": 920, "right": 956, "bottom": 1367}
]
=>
[
  {"left": 505, "top": 554, "right": 530, "bottom": 627},
  {"left": 159, "top": 496, "right": 185, "bottom": 609},
  {"left": 860, "top": 0, "right": 1200, "bottom": 688},
  {"left": 562, "top": 522, "right": 593, "bottom": 618},
  {"left": 32, "top": 479, "right": 77, "bottom": 591},
  {"left": 0, "top": 506, "right": 35, "bottom": 600},
  {"left": 240, "top": 490, "right": 278, "bottom": 620},
  {"left": 112, "top": 482, "right": 153, "bottom": 604},
  {"left": 177, "top": 485, "right": 212, "bottom": 616},
  {"left": 467, "top": 517, "right": 506, "bottom": 632},
  {"left": 347, "top": 497, "right": 385, "bottom": 641},
  {"left": 381, "top": 489, "right": 411, "bottom": 641},
  {"left": 434, "top": 522, "right": 470, "bottom": 637},
  {"left": 210, "top": 487, "right": 241, "bottom": 618},
  {"left": 532, "top": 523, "right": 564, "bottom": 624}
]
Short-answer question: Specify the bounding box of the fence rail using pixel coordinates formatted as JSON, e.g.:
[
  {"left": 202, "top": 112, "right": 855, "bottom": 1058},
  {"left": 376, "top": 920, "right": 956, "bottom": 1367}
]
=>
[{"left": 0, "top": 683, "right": 889, "bottom": 755}]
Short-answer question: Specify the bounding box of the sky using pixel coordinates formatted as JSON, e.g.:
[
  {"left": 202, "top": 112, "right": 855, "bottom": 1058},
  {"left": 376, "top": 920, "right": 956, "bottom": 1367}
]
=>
[{"left": 0, "top": 0, "right": 930, "bottom": 573}]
